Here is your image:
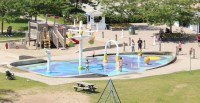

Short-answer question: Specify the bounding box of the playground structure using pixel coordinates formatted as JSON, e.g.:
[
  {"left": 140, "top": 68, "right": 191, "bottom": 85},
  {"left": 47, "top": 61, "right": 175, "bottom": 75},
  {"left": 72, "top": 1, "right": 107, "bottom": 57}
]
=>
[{"left": 26, "top": 20, "right": 80, "bottom": 49}]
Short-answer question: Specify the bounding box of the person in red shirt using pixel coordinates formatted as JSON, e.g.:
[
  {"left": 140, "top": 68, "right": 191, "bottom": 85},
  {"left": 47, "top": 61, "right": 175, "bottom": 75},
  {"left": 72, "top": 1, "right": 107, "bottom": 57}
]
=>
[{"left": 197, "top": 34, "right": 200, "bottom": 47}]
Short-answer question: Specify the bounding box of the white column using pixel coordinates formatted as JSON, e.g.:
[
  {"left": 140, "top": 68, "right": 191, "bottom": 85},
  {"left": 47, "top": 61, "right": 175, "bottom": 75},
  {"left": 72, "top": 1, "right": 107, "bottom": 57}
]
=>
[
  {"left": 153, "top": 34, "right": 156, "bottom": 45},
  {"left": 73, "top": 19, "right": 76, "bottom": 27},
  {"left": 121, "top": 29, "right": 124, "bottom": 38},
  {"left": 47, "top": 50, "right": 51, "bottom": 73},
  {"left": 78, "top": 34, "right": 83, "bottom": 69},
  {"left": 96, "top": 23, "right": 99, "bottom": 32}
]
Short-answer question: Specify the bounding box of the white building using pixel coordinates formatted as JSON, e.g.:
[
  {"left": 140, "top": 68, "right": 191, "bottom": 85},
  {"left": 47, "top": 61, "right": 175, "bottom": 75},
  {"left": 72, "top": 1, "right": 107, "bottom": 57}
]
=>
[{"left": 85, "top": 11, "right": 106, "bottom": 30}]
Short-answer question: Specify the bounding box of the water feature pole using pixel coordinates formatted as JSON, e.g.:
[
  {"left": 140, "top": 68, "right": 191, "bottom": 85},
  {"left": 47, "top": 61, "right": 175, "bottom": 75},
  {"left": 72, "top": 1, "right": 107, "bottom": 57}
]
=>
[
  {"left": 129, "top": 37, "right": 131, "bottom": 46},
  {"left": 115, "top": 34, "right": 117, "bottom": 41},
  {"left": 78, "top": 21, "right": 83, "bottom": 70},
  {"left": 47, "top": 49, "right": 51, "bottom": 73}
]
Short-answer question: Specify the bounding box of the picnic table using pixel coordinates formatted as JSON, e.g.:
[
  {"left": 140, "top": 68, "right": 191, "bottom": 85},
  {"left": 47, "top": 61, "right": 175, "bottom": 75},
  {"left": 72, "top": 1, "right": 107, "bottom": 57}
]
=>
[{"left": 73, "top": 82, "right": 97, "bottom": 92}]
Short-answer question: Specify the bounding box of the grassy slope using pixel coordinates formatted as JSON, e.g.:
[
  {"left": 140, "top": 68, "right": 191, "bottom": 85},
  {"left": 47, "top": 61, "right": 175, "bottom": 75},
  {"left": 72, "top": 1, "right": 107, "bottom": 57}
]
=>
[{"left": 86, "top": 70, "right": 200, "bottom": 103}]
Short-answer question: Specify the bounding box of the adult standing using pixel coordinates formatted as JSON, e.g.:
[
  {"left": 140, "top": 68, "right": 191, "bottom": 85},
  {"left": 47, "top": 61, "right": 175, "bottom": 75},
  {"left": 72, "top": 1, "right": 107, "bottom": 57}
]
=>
[
  {"left": 137, "top": 38, "right": 143, "bottom": 50},
  {"left": 131, "top": 39, "right": 135, "bottom": 52}
]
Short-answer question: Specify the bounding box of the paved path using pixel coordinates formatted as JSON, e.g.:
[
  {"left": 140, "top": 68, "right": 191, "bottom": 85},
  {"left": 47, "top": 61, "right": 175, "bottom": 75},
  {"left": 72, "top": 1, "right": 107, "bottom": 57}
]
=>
[{"left": 0, "top": 23, "right": 200, "bottom": 85}]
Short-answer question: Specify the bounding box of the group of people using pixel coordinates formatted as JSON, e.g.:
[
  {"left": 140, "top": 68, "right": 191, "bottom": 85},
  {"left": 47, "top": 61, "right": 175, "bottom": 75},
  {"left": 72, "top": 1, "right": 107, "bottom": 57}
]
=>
[{"left": 131, "top": 38, "right": 143, "bottom": 52}]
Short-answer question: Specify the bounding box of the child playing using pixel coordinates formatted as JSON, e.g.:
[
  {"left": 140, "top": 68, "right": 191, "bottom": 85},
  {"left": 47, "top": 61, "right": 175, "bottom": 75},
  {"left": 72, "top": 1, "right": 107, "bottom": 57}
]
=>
[
  {"left": 119, "top": 57, "right": 123, "bottom": 72},
  {"left": 178, "top": 41, "right": 182, "bottom": 53},
  {"left": 178, "top": 41, "right": 182, "bottom": 52}
]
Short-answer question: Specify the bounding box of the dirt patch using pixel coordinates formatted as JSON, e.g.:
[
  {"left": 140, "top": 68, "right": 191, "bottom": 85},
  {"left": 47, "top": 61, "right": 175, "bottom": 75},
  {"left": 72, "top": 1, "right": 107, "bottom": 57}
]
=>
[{"left": 13, "top": 90, "right": 89, "bottom": 103}]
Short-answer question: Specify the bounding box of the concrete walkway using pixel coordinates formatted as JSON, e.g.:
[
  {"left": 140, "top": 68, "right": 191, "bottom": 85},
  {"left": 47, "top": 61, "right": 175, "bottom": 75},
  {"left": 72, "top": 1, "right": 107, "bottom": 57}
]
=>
[{"left": 0, "top": 23, "right": 200, "bottom": 85}]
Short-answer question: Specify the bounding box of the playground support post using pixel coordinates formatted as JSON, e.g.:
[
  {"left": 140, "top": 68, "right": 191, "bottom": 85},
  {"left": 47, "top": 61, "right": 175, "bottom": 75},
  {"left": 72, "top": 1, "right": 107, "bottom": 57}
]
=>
[
  {"left": 54, "top": 15, "right": 55, "bottom": 26},
  {"left": 28, "top": 21, "right": 31, "bottom": 46},
  {"left": 45, "top": 14, "right": 48, "bottom": 24}
]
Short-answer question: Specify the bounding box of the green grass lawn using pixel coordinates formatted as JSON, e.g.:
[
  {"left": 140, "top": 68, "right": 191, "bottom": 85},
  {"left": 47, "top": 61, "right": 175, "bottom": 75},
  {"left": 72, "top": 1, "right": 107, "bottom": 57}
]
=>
[
  {"left": 39, "top": 14, "right": 64, "bottom": 24},
  {"left": 86, "top": 70, "right": 200, "bottom": 103},
  {"left": 1, "top": 70, "right": 200, "bottom": 103},
  {"left": 2, "top": 22, "right": 28, "bottom": 31},
  {"left": 0, "top": 72, "right": 47, "bottom": 99},
  {"left": 0, "top": 18, "right": 28, "bottom": 31}
]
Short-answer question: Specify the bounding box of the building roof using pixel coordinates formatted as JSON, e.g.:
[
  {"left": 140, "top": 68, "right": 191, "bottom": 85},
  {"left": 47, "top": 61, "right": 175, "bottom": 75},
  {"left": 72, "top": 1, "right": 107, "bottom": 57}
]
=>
[{"left": 85, "top": 11, "right": 103, "bottom": 16}]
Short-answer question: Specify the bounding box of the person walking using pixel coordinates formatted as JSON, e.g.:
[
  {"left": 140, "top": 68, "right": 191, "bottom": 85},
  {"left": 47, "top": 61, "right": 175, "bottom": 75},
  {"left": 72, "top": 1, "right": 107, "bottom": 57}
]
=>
[
  {"left": 131, "top": 39, "right": 135, "bottom": 52},
  {"left": 137, "top": 38, "right": 143, "bottom": 51}
]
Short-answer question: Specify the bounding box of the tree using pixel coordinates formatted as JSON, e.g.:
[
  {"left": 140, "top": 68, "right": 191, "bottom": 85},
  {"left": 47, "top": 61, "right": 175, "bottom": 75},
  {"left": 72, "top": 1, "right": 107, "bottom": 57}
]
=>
[
  {"left": 21, "top": 0, "right": 46, "bottom": 21},
  {"left": 0, "top": 0, "right": 21, "bottom": 35},
  {"left": 140, "top": 0, "right": 195, "bottom": 32},
  {"left": 100, "top": 0, "right": 141, "bottom": 25}
]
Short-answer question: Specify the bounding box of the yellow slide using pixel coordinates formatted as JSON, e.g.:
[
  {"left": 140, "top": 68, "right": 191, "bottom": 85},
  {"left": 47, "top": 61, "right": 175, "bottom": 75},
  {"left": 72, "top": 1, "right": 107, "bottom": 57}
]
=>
[{"left": 42, "top": 27, "right": 51, "bottom": 48}]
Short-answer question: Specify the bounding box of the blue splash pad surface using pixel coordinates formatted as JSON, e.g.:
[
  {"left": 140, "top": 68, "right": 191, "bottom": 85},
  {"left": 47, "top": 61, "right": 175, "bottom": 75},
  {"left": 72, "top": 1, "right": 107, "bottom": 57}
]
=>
[{"left": 17, "top": 54, "right": 173, "bottom": 77}]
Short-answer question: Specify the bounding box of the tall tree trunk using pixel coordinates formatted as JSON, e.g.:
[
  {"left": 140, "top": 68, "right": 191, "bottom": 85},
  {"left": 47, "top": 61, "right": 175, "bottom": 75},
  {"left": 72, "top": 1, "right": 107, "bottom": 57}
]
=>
[
  {"left": 1, "top": 17, "right": 4, "bottom": 35},
  {"left": 35, "top": 15, "right": 37, "bottom": 22}
]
